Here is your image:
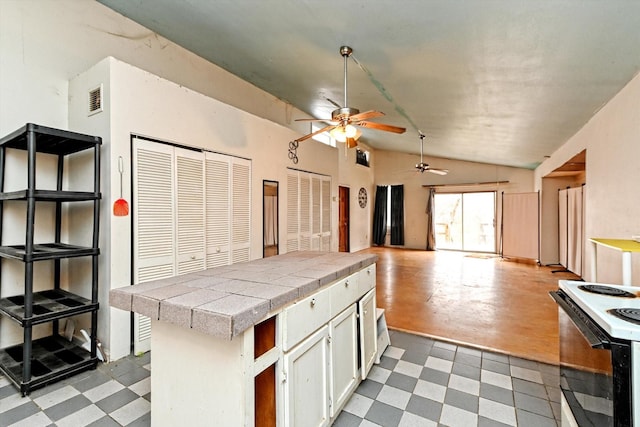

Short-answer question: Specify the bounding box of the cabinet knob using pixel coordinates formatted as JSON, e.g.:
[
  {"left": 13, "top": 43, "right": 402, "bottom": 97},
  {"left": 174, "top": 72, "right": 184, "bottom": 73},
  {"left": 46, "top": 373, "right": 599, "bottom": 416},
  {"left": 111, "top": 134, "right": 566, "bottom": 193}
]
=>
[
  {"left": 215, "top": 247, "right": 221, "bottom": 253},
  {"left": 310, "top": 298, "right": 316, "bottom": 307},
  {"left": 345, "top": 280, "right": 349, "bottom": 288},
  {"left": 190, "top": 255, "right": 196, "bottom": 260}
]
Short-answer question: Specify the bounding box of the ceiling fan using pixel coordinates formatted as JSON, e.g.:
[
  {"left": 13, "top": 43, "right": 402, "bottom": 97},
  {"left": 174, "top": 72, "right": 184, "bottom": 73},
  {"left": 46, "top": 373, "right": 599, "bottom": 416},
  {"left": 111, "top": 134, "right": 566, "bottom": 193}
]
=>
[
  {"left": 293, "top": 46, "right": 406, "bottom": 149},
  {"left": 415, "top": 132, "right": 448, "bottom": 175}
]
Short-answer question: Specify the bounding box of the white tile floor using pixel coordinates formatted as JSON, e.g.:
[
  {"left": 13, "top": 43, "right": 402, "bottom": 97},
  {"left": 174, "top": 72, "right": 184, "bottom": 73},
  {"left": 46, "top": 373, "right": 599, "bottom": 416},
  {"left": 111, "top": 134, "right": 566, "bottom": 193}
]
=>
[{"left": 0, "top": 330, "right": 560, "bottom": 426}]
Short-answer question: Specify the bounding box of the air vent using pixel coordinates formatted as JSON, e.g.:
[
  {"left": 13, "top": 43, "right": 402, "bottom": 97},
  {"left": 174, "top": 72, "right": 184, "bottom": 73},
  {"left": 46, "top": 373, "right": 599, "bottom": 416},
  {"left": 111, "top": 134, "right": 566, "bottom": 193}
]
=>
[{"left": 88, "top": 85, "right": 103, "bottom": 116}]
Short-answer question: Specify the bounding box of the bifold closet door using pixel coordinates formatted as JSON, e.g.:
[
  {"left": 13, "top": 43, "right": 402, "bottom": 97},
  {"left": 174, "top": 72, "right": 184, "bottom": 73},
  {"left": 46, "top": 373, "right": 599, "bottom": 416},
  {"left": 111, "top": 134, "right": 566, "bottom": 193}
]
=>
[
  {"left": 566, "top": 186, "right": 584, "bottom": 276},
  {"left": 558, "top": 189, "right": 568, "bottom": 268},
  {"left": 132, "top": 138, "right": 177, "bottom": 355},
  {"left": 133, "top": 140, "right": 205, "bottom": 354},
  {"left": 286, "top": 169, "right": 332, "bottom": 253},
  {"left": 133, "top": 139, "right": 251, "bottom": 354}
]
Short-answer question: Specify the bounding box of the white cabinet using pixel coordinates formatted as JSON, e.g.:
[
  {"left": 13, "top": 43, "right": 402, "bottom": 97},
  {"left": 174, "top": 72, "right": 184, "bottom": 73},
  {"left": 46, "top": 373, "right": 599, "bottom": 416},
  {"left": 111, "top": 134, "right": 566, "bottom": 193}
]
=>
[
  {"left": 359, "top": 288, "right": 377, "bottom": 380},
  {"left": 330, "top": 304, "right": 358, "bottom": 417},
  {"left": 281, "top": 267, "right": 377, "bottom": 425},
  {"left": 283, "top": 325, "right": 330, "bottom": 427}
]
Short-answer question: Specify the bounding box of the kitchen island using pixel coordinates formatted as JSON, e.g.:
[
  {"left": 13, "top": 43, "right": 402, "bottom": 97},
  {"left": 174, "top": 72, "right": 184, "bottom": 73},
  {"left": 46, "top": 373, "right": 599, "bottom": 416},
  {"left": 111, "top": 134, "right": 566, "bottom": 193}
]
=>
[{"left": 110, "top": 251, "right": 378, "bottom": 427}]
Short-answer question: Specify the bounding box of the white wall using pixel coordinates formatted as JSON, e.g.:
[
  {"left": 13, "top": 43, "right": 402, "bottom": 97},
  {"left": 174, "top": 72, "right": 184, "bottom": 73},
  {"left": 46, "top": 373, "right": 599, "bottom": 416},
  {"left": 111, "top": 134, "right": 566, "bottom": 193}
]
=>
[
  {"left": 535, "top": 72, "right": 640, "bottom": 284},
  {"left": 374, "top": 150, "right": 534, "bottom": 250}
]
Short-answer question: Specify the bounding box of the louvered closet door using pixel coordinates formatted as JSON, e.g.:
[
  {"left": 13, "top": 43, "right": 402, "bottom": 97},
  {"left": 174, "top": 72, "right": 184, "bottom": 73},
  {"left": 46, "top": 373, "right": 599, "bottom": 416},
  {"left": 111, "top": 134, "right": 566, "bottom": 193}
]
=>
[
  {"left": 299, "top": 173, "right": 311, "bottom": 251},
  {"left": 321, "top": 177, "right": 331, "bottom": 251},
  {"left": 311, "top": 176, "right": 322, "bottom": 250},
  {"left": 286, "top": 171, "right": 300, "bottom": 252},
  {"left": 175, "top": 148, "right": 205, "bottom": 274},
  {"left": 205, "top": 152, "right": 231, "bottom": 267},
  {"left": 231, "top": 158, "right": 251, "bottom": 263},
  {"left": 133, "top": 138, "right": 176, "bottom": 355},
  {"left": 286, "top": 170, "right": 332, "bottom": 253}
]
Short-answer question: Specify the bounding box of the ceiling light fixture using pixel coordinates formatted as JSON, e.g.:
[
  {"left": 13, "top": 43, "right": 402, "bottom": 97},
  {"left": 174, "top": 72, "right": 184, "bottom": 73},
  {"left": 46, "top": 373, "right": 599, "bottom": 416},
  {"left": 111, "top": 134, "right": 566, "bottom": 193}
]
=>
[{"left": 330, "top": 124, "right": 358, "bottom": 142}]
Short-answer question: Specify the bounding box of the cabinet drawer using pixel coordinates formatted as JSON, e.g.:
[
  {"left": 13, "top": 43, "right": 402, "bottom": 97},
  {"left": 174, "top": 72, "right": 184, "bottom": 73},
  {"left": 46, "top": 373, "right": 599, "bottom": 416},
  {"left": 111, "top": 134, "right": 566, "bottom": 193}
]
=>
[
  {"left": 282, "top": 289, "right": 330, "bottom": 351},
  {"left": 358, "top": 263, "right": 376, "bottom": 295},
  {"left": 330, "top": 273, "right": 360, "bottom": 317}
]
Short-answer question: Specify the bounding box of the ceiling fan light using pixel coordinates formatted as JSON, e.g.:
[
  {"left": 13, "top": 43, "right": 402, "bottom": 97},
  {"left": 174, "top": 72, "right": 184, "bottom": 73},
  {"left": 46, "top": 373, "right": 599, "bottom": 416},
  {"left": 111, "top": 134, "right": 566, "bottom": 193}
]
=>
[
  {"left": 330, "top": 127, "right": 348, "bottom": 142},
  {"left": 344, "top": 124, "right": 357, "bottom": 138}
]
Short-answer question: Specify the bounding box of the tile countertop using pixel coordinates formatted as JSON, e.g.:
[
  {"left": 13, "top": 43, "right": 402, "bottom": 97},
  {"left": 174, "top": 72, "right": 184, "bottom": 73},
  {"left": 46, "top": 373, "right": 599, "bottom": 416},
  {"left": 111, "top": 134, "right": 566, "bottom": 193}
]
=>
[{"left": 109, "top": 251, "right": 377, "bottom": 340}]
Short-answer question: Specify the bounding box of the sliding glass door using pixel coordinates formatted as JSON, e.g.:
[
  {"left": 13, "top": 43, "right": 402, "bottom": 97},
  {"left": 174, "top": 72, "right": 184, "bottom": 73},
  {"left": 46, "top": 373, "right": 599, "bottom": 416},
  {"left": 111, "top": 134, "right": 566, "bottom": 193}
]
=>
[{"left": 434, "top": 191, "right": 496, "bottom": 252}]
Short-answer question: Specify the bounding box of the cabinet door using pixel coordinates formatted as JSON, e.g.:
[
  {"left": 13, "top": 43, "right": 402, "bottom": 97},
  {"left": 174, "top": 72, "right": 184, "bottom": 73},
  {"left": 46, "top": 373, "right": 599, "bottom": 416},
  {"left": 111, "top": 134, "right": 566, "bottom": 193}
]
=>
[
  {"left": 329, "top": 304, "right": 358, "bottom": 417},
  {"left": 284, "top": 325, "right": 330, "bottom": 427},
  {"left": 358, "top": 288, "right": 377, "bottom": 380}
]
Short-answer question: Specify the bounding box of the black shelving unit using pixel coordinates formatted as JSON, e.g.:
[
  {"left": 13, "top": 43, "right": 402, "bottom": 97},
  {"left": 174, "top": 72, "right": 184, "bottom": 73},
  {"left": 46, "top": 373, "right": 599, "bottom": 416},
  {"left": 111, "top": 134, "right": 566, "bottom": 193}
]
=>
[{"left": 0, "top": 123, "right": 101, "bottom": 395}]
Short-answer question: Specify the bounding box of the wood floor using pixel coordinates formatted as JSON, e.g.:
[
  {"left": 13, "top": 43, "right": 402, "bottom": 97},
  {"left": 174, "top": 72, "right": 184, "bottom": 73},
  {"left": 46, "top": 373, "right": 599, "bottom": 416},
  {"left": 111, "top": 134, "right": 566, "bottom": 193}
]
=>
[{"left": 358, "top": 247, "right": 581, "bottom": 366}]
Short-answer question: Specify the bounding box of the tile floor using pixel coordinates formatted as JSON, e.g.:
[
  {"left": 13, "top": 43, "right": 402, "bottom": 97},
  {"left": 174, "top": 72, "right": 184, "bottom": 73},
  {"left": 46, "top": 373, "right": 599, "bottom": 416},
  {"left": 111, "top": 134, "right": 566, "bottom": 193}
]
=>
[{"left": 0, "top": 330, "right": 560, "bottom": 426}]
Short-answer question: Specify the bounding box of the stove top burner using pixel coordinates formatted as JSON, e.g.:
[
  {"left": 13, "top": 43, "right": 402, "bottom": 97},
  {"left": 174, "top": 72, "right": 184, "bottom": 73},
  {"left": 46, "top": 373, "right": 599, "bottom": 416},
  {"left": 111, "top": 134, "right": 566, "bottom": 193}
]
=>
[
  {"left": 578, "top": 284, "right": 637, "bottom": 298},
  {"left": 609, "top": 308, "right": 640, "bottom": 325}
]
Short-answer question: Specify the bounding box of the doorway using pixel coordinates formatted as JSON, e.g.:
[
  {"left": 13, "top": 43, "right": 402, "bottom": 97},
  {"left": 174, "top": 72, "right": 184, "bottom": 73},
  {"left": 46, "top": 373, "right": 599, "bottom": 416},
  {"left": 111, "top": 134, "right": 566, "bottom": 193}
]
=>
[
  {"left": 339, "top": 186, "right": 350, "bottom": 252},
  {"left": 434, "top": 191, "right": 496, "bottom": 252},
  {"left": 263, "top": 180, "right": 279, "bottom": 257}
]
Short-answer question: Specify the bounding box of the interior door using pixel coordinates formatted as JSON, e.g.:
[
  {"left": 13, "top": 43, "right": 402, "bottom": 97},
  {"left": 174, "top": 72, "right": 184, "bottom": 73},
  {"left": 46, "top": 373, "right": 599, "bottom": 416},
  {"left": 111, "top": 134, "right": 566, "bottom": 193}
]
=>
[
  {"left": 338, "top": 186, "right": 349, "bottom": 252},
  {"left": 263, "top": 180, "right": 279, "bottom": 258}
]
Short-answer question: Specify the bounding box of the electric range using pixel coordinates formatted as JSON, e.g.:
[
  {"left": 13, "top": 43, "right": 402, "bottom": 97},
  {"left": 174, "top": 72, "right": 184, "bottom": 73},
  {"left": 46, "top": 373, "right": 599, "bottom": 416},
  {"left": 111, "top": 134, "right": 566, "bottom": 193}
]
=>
[{"left": 552, "top": 280, "right": 640, "bottom": 426}]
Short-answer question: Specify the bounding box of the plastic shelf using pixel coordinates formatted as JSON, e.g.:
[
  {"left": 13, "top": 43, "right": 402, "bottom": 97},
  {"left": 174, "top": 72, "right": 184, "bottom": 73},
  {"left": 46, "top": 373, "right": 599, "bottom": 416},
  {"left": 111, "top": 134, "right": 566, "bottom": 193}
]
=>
[
  {"left": 0, "top": 123, "right": 101, "bottom": 396},
  {"left": 0, "top": 123, "right": 101, "bottom": 155},
  {"left": 0, "top": 289, "right": 98, "bottom": 326},
  {"left": 0, "top": 243, "right": 99, "bottom": 261},
  {"left": 0, "top": 335, "right": 98, "bottom": 395},
  {"left": 0, "top": 190, "right": 101, "bottom": 202}
]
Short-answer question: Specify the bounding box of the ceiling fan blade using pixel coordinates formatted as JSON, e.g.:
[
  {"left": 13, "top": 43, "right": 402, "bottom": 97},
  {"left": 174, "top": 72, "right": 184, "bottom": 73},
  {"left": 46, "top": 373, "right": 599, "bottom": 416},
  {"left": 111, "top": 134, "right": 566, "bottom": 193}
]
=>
[
  {"left": 427, "top": 168, "right": 449, "bottom": 175},
  {"left": 349, "top": 110, "right": 384, "bottom": 122},
  {"left": 295, "top": 124, "right": 336, "bottom": 143},
  {"left": 358, "top": 121, "right": 406, "bottom": 134},
  {"left": 346, "top": 137, "right": 358, "bottom": 149}
]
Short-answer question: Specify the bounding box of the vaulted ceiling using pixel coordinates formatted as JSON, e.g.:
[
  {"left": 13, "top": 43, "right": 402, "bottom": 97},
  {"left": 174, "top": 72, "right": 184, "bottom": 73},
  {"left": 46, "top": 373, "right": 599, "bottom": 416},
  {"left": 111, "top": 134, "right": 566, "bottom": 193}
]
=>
[{"left": 98, "top": 0, "right": 640, "bottom": 169}]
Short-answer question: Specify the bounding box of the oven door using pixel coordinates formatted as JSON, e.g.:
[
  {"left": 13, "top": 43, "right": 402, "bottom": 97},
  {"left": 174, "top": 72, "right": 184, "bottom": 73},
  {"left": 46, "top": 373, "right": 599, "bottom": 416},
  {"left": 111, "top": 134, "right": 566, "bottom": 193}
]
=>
[{"left": 551, "top": 290, "right": 632, "bottom": 427}]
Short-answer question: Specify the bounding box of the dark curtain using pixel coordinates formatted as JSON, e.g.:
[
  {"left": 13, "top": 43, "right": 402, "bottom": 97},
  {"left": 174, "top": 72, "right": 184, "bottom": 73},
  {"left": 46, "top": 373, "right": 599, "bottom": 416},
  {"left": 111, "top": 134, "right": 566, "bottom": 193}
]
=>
[
  {"left": 372, "top": 186, "right": 388, "bottom": 246},
  {"left": 390, "top": 185, "right": 404, "bottom": 245},
  {"left": 425, "top": 187, "right": 436, "bottom": 250}
]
